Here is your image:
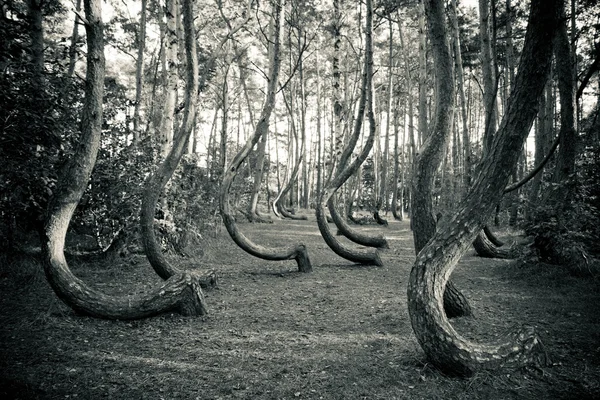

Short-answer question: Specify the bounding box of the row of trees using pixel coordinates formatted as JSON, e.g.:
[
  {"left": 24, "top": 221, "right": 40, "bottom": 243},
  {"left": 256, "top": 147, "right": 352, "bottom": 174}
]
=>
[{"left": 1, "top": 0, "right": 599, "bottom": 376}]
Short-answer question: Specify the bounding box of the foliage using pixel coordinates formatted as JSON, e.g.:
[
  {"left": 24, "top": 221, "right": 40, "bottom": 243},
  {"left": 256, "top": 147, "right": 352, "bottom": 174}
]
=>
[
  {"left": 0, "top": 2, "right": 81, "bottom": 248},
  {"left": 524, "top": 118, "right": 600, "bottom": 274}
]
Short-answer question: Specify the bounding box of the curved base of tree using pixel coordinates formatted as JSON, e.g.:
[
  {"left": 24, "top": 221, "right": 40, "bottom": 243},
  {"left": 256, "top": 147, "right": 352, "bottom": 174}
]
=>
[
  {"left": 277, "top": 202, "right": 308, "bottom": 220},
  {"left": 392, "top": 208, "right": 404, "bottom": 221},
  {"left": 42, "top": 240, "right": 208, "bottom": 319},
  {"left": 373, "top": 211, "right": 389, "bottom": 227},
  {"left": 316, "top": 200, "right": 383, "bottom": 266},
  {"left": 473, "top": 230, "right": 518, "bottom": 259},
  {"left": 409, "top": 238, "right": 548, "bottom": 376},
  {"left": 221, "top": 210, "right": 312, "bottom": 272},
  {"left": 248, "top": 210, "right": 273, "bottom": 224},
  {"left": 443, "top": 280, "right": 473, "bottom": 318},
  {"left": 484, "top": 225, "right": 505, "bottom": 246},
  {"left": 329, "top": 199, "right": 388, "bottom": 249}
]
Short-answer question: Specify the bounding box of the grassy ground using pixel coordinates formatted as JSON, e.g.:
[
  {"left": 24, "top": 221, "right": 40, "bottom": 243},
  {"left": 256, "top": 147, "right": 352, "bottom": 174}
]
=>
[{"left": 1, "top": 216, "right": 599, "bottom": 399}]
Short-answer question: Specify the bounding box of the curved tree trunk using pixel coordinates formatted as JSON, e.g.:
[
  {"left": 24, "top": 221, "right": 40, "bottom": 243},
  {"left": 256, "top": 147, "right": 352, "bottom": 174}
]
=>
[
  {"left": 472, "top": 230, "right": 517, "bottom": 259},
  {"left": 411, "top": 0, "right": 471, "bottom": 319},
  {"left": 328, "top": 197, "right": 388, "bottom": 248},
  {"left": 219, "top": 0, "right": 311, "bottom": 273},
  {"left": 407, "top": 0, "right": 560, "bottom": 376},
  {"left": 40, "top": 0, "right": 207, "bottom": 320},
  {"left": 315, "top": 0, "right": 383, "bottom": 266},
  {"left": 141, "top": 1, "right": 249, "bottom": 280},
  {"left": 483, "top": 225, "right": 505, "bottom": 247}
]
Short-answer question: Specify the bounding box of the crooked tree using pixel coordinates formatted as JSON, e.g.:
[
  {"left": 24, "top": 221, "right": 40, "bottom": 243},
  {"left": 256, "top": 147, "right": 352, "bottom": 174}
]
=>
[
  {"left": 407, "top": 0, "right": 562, "bottom": 376},
  {"left": 219, "top": 0, "right": 312, "bottom": 273},
  {"left": 410, "top": 0, "right": 472, "bottom": 319},
  {"left": 40, "top": 0, "right": 207, "bottom": 319}
]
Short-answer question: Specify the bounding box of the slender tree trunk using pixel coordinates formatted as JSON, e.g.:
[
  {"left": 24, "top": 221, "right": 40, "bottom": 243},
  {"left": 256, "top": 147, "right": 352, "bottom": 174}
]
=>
[
  {"left": 315, "top": 0, "right": 384, "bottom": 265},
  {"left": 159, "top": 0, "right": 179, "bottom": 159},
  {"left": 132, "top": 0, "right": 147, "bottom": 140},
  {"left": 66, "top": 0, "right": 82, "bottom": 80},
  {"left": 407, "top": 0, "right": 561, "bottom": 376},
  {"left": 417, "top": 2, "right": 428, "bottom": 146},
  {"left": 479, "top": 0, "right": 498, "bottom": 153}
]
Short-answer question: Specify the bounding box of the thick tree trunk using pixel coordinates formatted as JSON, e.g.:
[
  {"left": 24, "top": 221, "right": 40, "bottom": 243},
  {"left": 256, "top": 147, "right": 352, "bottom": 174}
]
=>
[
  {"left": 41, "top": 0, "right": 207, "bottom": 319},
  {"left": 407, "top": 0, "right": 560, "bottom": 376},
  {"left": 219, "top": 0, "right": 311, "bottom": 273}
]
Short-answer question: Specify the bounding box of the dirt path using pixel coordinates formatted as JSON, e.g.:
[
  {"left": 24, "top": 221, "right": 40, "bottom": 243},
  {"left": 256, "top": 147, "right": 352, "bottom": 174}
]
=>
[{"left": 1, "top": 217, "right": 599, "bottom": 399}]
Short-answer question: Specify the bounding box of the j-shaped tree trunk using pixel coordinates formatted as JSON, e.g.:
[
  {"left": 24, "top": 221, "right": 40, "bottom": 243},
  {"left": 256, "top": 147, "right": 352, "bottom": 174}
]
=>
[
  {"left": 321, "top": 0, "right": 388, "bottom": 250},
  {"left": 272, "top": 90, "right": 307, "bottom": 221},
  {"left": 407, "top": 0, "right": 560, "bottom": 376},
  {"left": 40, "top": 0, "right": 207, "bottom": 319},
  {"left": 411, "top": 0, "right": 472, "bottom": 319},
  {"left": 315, "top": 0, "right": 383, "bottom": 266},
  {"left": 141, "top": 0, "right": 250, "bottom": 280},
  {"left": 220, "top": 0, "right": 311, "bottom": 273}
]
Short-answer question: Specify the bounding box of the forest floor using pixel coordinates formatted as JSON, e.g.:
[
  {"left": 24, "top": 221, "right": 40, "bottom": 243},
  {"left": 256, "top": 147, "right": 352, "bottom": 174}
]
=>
[{"left": 1, "top": 215, "right": 600, "bottom": 399}]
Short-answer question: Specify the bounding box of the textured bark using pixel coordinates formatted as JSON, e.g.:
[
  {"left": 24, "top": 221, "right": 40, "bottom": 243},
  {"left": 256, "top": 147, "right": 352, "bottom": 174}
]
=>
[
  {"left": 220, "top": 0, "right": 311, "bottom": 273},
  {"left": 450, "top": 0, "right": 471, "bottom": 190},
  {"left": 407, "top": 0, "right": 560, "bottom": 376},
  {"left": 551, "top": 19, "right": 576, "bottom": 208},
  {"left": 410, "top": 0, "right": 471, "bottom": 319},
  {"left": 40, "top": 0, "right": 207, "bottom": 319},
  {"left": 158, "top": 0, "right": 178, "bottom": 159},
  {"left": 479, "top": 0, "right": 498, "bottom": 153},
  {"left": 140, "top": 0, "right": 201, "bottom": 280}
]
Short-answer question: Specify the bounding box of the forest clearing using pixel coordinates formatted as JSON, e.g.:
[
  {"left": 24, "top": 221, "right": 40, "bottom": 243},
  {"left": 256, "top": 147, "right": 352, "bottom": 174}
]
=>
[{"left": 1, "top": 217, "right": 599, "bottom": 399}]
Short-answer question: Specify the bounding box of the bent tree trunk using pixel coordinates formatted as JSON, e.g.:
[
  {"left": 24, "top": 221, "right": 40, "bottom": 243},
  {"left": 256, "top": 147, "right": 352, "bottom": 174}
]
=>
[
  {"left": 141, "top": 0, "right": 248, "bottom": 280},
  {"left": 140, "top": 0, "right": 217, "bottom": 284},
  {"left": 315, "top": 0, "right": 383, "bottom": 266},
  {"left": 411, "top": 0, "right": 471, "bottom": 318},
  {"left": 41, "top": 0, "right": 207, "bottom": 319},
  {"left": 219, "top": 0, "right": 312, "bottom": 273},
  {"left": 407, "top": 0, "right": 560, "bottom": 376}
]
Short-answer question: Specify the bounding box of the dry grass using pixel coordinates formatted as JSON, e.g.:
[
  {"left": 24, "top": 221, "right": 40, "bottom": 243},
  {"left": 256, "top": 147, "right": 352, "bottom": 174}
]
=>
[{"left": 1, "top": 217, "right": 599, "bottom": 399}]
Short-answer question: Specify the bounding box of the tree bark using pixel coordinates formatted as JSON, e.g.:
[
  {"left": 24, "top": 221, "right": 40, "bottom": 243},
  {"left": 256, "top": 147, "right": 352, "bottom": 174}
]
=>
[
  {"left": 132, "top": 0, "right": 147, "bottom": 140},
  {"left": 40, "top": 0, "right": 207, "bottom": 319},
  {"left": 407, "top": 0, "right": 561, "bottom": 376},
  {"left": 315, "top": 0, "right": 383, "bottom": 266},
  {"left": 479, "top": 0, "right": 498, "bottom": 153},
  {"left": 410, "top": 0, "right": 472, "bottom": 319},
  {"left": 219, "top": 0, "right": 312, "bottom": 273}
]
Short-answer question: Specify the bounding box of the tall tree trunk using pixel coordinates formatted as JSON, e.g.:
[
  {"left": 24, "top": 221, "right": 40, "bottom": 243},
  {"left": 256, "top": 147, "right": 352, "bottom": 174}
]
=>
[
  {"left": 66, "top": 0, "right": 82, "bottom": 80},
  {"left": 315, "top": 0, "right": 384, "bottom": 265},
  {"left": 40, "top": 0, "right": 207, "bottom": 319},
  {"left": 159, "top": 0, "right": 179, "bottom": 159},
  {"left": 450, "top": 0, "right": 471, "bottom": 190},
  {"left": 219, "top": 0, "right": 311, "bottom": 273},
  {"left": 417, "top": 2, "right": 428, "bottom": 147},
  {"left": 133, "top": 0, "right": 147, "bottom": 141},
  {"left": 479, "top": 0, "right": 498, "bottom": 153},
  {"left": 407, "top": 0, "right": 561, "bottom": 376},
  {"left": 411, "top": 0, "right": 472, "bottom": 319}
]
